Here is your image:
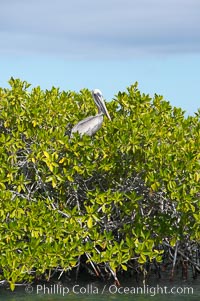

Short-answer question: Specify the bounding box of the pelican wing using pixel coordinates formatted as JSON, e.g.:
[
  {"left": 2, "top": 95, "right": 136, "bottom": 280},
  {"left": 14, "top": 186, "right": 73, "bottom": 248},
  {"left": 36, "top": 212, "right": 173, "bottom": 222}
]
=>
[{"left": 71, "top": 114, "right": 103, "bottom": 137}]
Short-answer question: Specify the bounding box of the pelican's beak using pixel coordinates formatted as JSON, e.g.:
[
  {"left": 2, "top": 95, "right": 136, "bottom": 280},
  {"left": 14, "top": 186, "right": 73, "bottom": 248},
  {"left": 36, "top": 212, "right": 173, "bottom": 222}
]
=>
[
  {"left": 93, "top": 91, "right": 111, "bottom": 120},
  {"left": 100, "top": 97, "right": 111, "bottom": 120}
]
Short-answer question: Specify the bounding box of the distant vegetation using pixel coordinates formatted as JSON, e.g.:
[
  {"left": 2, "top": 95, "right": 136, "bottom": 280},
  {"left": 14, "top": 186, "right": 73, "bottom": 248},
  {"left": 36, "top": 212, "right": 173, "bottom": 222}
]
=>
[{"left": 0, "top": 78, "right": 199, "bottom": 290}]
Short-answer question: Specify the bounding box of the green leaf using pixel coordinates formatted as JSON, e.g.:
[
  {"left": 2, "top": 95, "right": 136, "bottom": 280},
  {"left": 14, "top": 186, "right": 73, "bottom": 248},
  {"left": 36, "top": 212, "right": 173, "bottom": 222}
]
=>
[{"left": 87, "top": 216, "right": 93, "bottom": 229}]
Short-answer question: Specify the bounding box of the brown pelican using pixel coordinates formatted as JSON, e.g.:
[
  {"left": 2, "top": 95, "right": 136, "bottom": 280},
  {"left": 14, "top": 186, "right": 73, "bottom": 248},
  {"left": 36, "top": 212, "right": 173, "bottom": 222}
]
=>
[{"left": 71, "top": 89, "right": 111, "bottom": 137}]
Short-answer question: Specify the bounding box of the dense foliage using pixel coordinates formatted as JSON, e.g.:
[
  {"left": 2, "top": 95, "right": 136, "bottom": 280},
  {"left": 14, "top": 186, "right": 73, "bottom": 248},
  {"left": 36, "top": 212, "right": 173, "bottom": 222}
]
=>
[{"left": 0, "top": 78, "right": 199, "bottom": 290}]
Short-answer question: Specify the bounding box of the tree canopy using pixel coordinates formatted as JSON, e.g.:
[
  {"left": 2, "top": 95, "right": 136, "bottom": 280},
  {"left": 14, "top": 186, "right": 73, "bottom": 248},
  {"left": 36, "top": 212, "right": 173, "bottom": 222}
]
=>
[{"left": 0, "top": 78, "right": 199, "bottom": 290}]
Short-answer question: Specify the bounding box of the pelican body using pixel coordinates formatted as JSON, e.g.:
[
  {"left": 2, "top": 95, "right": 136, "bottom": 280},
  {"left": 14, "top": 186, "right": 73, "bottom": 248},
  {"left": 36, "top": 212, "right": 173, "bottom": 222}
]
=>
[{"left": 71, "top": 89, "right": 111, "bottom": 137}]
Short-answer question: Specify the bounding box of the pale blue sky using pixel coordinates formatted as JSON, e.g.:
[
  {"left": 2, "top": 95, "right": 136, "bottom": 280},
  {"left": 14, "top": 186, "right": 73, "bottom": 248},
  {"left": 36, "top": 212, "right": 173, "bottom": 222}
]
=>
[{"left": 0, "top": 0, "right": 200, "bottom": 115}]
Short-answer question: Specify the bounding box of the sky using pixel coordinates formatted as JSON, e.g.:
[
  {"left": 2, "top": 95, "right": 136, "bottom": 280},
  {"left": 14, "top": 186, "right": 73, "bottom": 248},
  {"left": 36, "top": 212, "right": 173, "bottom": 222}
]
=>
[{"left": 0, "top": 0, "right": 200, "bottom": 115}]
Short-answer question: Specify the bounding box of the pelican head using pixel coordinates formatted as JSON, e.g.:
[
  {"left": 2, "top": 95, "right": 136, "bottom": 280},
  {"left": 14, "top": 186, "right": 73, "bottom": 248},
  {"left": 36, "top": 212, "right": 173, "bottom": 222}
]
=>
[{"left": 92, "top": 89, "right": 111, "bottom": 120}]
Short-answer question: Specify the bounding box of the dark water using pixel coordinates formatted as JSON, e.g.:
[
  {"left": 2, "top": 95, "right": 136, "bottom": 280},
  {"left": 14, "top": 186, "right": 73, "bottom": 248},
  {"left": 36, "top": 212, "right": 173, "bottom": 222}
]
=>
[{"left": 1, "top": 277, "right": 200, "bottom": 301}]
